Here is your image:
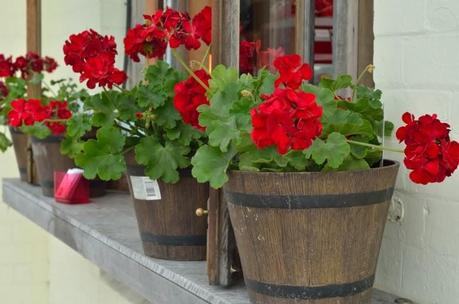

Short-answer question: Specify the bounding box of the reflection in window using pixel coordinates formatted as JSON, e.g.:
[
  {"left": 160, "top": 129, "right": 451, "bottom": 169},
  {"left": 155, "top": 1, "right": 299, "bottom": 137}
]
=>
[
  {"left": 239, "top": 0, "right": 296, "bottom": 74},
  {"left": 239, "top": 0, "right": 334, "bottom": 82}
]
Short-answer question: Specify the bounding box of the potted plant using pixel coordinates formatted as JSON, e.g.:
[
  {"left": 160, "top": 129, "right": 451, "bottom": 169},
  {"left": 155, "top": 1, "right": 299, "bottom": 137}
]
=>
[
  {"left": 62, "top": 6, "right": 211, "bottom": 260},
  {"left": 4, "top": 75, "right": 109, "bottom": 198},
  {"left": 0, "top": 52, "right": 57, "bottom": 183},
  {"left": 187, "top": 55, "right": 459, "bottom": 303}
]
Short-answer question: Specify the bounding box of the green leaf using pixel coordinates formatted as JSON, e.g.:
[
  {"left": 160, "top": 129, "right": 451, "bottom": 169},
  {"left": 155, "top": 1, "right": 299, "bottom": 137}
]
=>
[
  {"left": 60, "top": 137, "right": 84, "bottom": 158},
  {"left": 154, "top": 102, "right": 181, "bottom": 129},
  {"left": 239, "top": 146, "right": 279, "bottom": 171},
  {"left": 191, "top": 145, "right": 237, "bottom": 189},
  {"left": 0, "top": 132, "right": 12, "bottom": 152},
  {"left": 305, "top": 132, "right": 350, "bottom": 169},
  {"left": 65, "top": 114, "right": 92, "bottom": 139},
  {"left": 135, "top": 136, "right": 190, "bottom": 183},
  {"left": 208, "top": 65, "right": 239, "bottom": 97},
  {"left": 21, "top": 123, "right": 51, "bottom": 139},
  {"left": 319, "top": 74, "right": 353, "bottom": 92},
  {"left": 258, "top": 70, "right": 276, "bottom": 95},
  {"left": 85, "top": 93, "right": 117, "bottom": 127},
  {"left": 28, "top": 73, "right": 44, "bottom": 85},
  {"left": 75, "top": 127, "right": 126, "bottom": 180},
  {"left": 322, "top": 108, "right": 374, "bottom": 138},
  {"left": 323, "top": 156, "right": 370, "bottom": 172}
]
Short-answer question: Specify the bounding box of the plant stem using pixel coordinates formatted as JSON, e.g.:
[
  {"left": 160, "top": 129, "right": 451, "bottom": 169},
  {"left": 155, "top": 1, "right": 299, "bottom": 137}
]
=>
[
  {"left": 171, "top": 49, "right": 209, "bottom": 91},
  {"left": 346, "top": 139, "right": 404, "bottom": 153},
  {"left": 43, "top": 118, "right": 69, "bottom": 123},
  {"left": 190, "top": 60, "right": 210, "bottom": 74},
  {"left": 200, "top": 45, "right": 211, "bottom": 67}
]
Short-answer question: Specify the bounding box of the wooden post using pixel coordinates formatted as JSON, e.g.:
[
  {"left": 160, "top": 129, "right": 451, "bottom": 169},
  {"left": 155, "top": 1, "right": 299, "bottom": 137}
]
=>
[
  {"left": 357, "top": 0, "right": 374, "bottom": 87},
  {"left": 26, "top": 0, "right": 41, "bottom": 98},
  {"left": 332, "top": 0, "right": 358, "bottom": 79},
  {"left": 333, "top": 0, "right": 374, "bottom": 86},
  {"left": 208, "top": 0, "right": 240, "bottom": 287},
  {"left": 296, "top": 0, "right": 315, "bottom": 66}
]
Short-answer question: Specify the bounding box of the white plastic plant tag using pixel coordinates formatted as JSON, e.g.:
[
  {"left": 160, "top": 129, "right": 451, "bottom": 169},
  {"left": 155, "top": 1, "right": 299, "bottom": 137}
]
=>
[{"left": 130, "top": 176, "right": 161, "bottom": 201}]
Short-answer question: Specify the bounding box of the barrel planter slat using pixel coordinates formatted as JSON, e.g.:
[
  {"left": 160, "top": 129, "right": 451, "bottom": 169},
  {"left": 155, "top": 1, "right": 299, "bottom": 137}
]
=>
[
  {"left": 9, "top": 128, "right": 39, "bottom": 184},
  {"left": 126, "top": 155, "right": 208, "bottom": 261},
  {"left": 224, "top": 160, "right": 399, "bottom": 304},
  {"left": 31, "top": 136, "right": 106, "bottom": 198}
]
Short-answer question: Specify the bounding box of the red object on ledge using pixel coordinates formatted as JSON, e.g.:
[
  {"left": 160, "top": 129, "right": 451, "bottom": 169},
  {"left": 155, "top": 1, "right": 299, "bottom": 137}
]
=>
[{"left": 54, "top": 169, "right": 90, "bottom": 204}]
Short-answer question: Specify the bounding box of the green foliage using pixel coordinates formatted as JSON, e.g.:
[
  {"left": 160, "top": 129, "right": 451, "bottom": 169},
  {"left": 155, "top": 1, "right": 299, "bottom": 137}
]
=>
[
  {"left": 191, "top": 145, "right": 237, "bottom": 188},
  {"left": 75, "top": 127, "right": 126, "bottom": 181},
  {"left": 191, "top": 67, "right": 393, "bottom": 188},
  {"left": 0, "top": 132, "right": 12, "bottom": 152},
  {"left": 135, "top": 136, "right": 190, "bottom": 183},
  {"left": 305, "top": 132, "right": 350, "bottom": 169},
  {"left": 66, "top": 60, "right": 203, "bottom": 183},
  {"left": 21, "top": 123, "right": 51, "bottom": 139}
]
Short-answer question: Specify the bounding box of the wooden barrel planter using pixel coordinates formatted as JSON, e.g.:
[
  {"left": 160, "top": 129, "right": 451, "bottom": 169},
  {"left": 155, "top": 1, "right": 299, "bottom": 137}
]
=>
[
  {"left": 9, "top": 128, "right": 39, "bottom": 185},
  {"left": 224, "top": 160, "right": 399, "bottom": 304},
  {"left": 125, "top": 155, "right": 208, "bottom": 260},
  {"left": 31, "top": 136, "right": 106, "bottom": 198}
]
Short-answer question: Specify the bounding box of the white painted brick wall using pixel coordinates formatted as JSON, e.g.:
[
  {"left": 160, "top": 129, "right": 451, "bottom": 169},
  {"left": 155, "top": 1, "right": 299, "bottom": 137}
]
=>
[{"left": 374, "top": 1, "right": 459, "bottom": 303}]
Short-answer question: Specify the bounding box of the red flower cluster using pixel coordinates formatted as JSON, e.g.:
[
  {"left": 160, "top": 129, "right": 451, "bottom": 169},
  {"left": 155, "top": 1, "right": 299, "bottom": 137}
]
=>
[
  {"left": 396, "top": 112, "right": 459, "bottom": 184},
  {"left": 7, "top": 98, "right": 72, "bottom": 135},
  {"left": 63, "top": 29, "right": 126, "bottom": 89},
  {"left": 124, "top": 6, "right": 212, "bottom": 62},
  {"left": 273, "top": 54, "right": 313, "bottom": 89},
  {"left": 239, "top": 41, "right": 285, "bottom": 74},
  {"left": 250, "top": 54, "right": 321, "bottom": 154},
  {"left": 251, "top": 87, "right": 323, "bottom": 154},
  {"left": 173, "top": 69, "right": 210, "bottom": 131},
  {"left": 0, "top": 54, "right": 14, "bottom": 77},
  {"left": 0, "top": 81, "right": 8, "bottom": 98},
  {"left": 0, "top": 52, "right": 57, "bottom": 79}
]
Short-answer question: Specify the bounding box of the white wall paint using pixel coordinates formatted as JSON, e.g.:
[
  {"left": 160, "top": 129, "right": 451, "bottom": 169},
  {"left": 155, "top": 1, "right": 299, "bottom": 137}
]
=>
[
  {"left": 374, "top": 1, "right": 459, "bottom": 303},
  {"left": 1, "top": 1, "right": 144, "bottom": 303}
]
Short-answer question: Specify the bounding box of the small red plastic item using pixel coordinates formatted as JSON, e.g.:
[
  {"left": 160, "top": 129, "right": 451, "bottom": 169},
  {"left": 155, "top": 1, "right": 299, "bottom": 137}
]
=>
[{"left": 54, "top": 169, "right": 90, "bottom": 204}]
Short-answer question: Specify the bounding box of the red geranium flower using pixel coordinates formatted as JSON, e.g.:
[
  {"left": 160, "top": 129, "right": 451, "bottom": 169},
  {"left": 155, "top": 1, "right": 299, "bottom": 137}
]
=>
[
  {"left": 124, "top": 6, "right": 211, "bottom": 60},
  {"left": 0, "top": 54, "right": 15, "bottom": 77},
  {"left": 79, "top": 54, "right": 127, "bottom": 89},
  {"left": 251, "top": 87, "right": 323, "bottom": 154},
  {"left": 13, "top": 56, "right": 28, "bottom": 71},
  {"left": 44, "top": 101, "right": 72, "bottom": 135},
  {"left": 396, "top": 112, "right": 459, "bottom": 184},
  {"left": 273, "top": 54, "right": 313, "bottom": 89},
  {"left": 0, "top": 81, "right": 8, "bottom": 98},
  {"left": 43, "top": 56, "right": 58, "bottom": 73},
  {"left": 7, "top": 98, "right": 48, "bottom": 127},
  {"left": 173, "top": 69, "right": 210, "bottom": 131},
  {"left": 192, "top": 6, "right": 212, "bottom": 45},
  {"left": 63, "top": 29, "right": 117, "bottom": 73},
  {"left": 124, "top": 24, "right": 168, "bottom": 61},
  {"left": 26, "top": 52, "right": 44, "bottom": 73}
]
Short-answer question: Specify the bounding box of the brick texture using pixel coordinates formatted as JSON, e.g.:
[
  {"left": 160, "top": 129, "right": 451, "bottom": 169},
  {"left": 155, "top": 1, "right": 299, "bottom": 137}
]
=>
[{"left": 374, "top": 1, "right": 459, "bottom": 303}]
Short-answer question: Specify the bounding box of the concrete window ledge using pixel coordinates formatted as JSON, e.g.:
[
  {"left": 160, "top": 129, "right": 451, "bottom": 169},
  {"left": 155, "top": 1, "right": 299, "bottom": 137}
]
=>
[{"left": 2, "top": 179, "right": 408, "bottom": 304}]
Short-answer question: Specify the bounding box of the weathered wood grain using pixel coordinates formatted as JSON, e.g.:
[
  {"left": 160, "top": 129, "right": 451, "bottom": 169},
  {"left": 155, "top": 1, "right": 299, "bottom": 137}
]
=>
[
  {"left": 126, "top": 155, "right": 208, "bottom": 261},
  {"left": 225, "top": 161, "right": 399, "bottom": 304}
]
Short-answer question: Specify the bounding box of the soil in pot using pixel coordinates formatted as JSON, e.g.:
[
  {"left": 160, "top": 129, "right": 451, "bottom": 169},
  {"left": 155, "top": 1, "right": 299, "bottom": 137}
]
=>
[
  {"left": 224, "top": 160, "right": 399, "bottom": 304},
  {"left": 125, "top": 154, "right": 208, "bottom": 261},
  {"left": 31, "top": 136, "right": 107, "bottom": 198},
  {"left": 9, "top": 127, "right": 39, "bottom": 184}
]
